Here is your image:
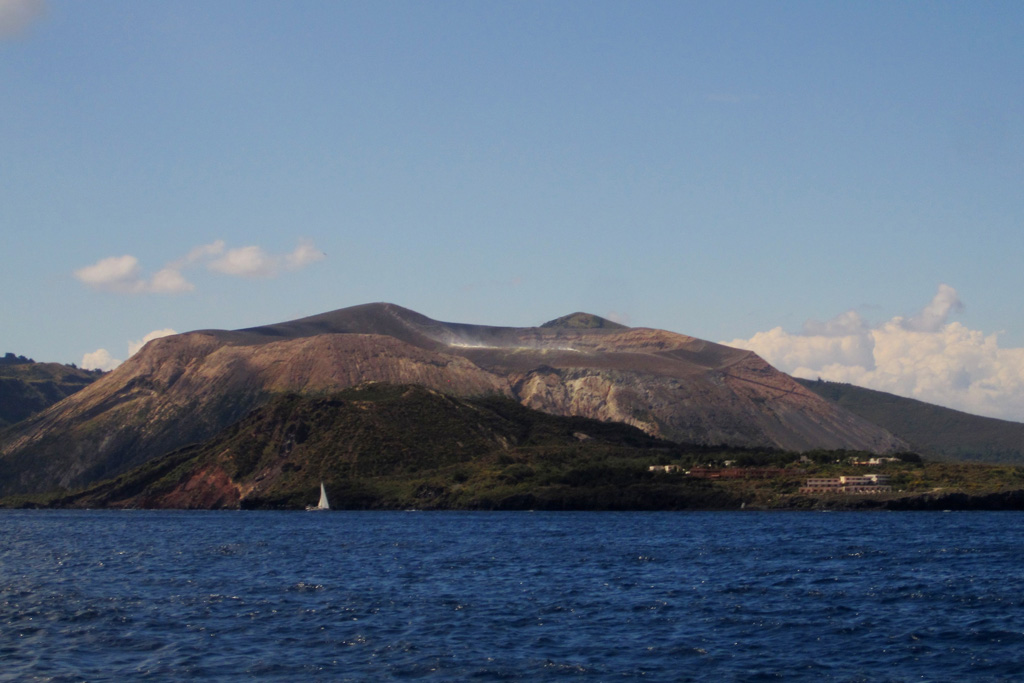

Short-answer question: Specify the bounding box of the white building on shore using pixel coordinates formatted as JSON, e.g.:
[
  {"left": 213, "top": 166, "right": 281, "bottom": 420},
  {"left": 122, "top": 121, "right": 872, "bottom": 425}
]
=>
[{"left": 800, "top": 474, "right": 892, "bottom": 494}]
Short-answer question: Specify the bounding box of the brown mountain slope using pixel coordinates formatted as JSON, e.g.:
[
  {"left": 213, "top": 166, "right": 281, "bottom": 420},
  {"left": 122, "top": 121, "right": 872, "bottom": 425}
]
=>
[
  {"left": 797, "top": 378, "right": 1024, "bottom": 463},
  {"left": 0, "top": 303, "right": 905, "bottom": 495}
]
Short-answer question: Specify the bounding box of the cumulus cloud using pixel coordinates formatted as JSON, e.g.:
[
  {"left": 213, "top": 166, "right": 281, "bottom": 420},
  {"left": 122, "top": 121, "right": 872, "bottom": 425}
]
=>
[
  {"left": 82, "top": 328, "right": 178, "bottom": 371},
  {"left": 74, "top": 255, "right": 144, "bottom": 293},
  {"left": 802, "top": 309, "right": 870, "bottom": 337},
  {"left": 0, "top": 0, "right": 45, "bottom": 38},
  {"left": 73, "top": 255, "right": 194, "bottom": 294},
  {"left": 284, "top": 238, "right": 327, "bottom": 270},
  {"left": 208, "top": 245, "right": 277, "bottom": 278},
  {"left": 724, "top": 285, "right": 1024, "bottom": 423},
  {"left": 901, "top": 283, "right": 963, "bottom": 332},
  {"left": 149, "top": 267, "right": 194, "bottom": 293},
  {"left": 75, "top": 238, "right": 324, "bottom": 293},
  {"left": 209, "top": 238, "right": 325, "bottom": 278},
  {"left": 169, "top": 240, "right": 226, "bottom": 269},
  {"left": 80, "top": 348, "right": 120, "bottom": 372}
]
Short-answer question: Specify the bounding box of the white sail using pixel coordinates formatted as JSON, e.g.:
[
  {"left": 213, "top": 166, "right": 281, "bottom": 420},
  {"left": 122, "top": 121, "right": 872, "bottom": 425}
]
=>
[{"left": 306, "top": 482, "right": 330, "bottom": 511}]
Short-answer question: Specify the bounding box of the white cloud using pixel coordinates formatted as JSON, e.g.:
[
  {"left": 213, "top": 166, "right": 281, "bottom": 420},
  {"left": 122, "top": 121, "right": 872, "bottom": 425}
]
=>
[
  {"left": 0, "top": 0, "right": 45, "bottom": 39},
  {"left": 167, "top": 240, "right": 226, "bottom": 270},
  {"left": 183, "top": 240, "right": 227, "bottom": 265},
  {"left": 900, "top": 283, "right": 963, "bottom": 332},
  {"left": 74, "top": 255, "right": 194, "bottom": 294},
  {"left": 149, "top": 267, "right": 194, "bottom": 293},
  {"left": 724, "top": 284, "right": 1024, "bottom": 423},
  {"left": 82, "top": 328, "right": 178, "bottom": 372},
  {"left": 802, "top": 309, "right": 870, "bottom": 337},
  {"left": 75, "top": 238, "right": 324, "bottom": 293},
  {"left": 209, "top": 245, "right": 277, "bottom": 278},
  {"left": 81, "top": 348, "right": 120, "bottom": 372},
  {"left": 209, "top": 238, "right": 325, "bottom": 278},
  {"left": 73, "top": 255, "right": 146, "bottom": 293},
  {"left": 284, "top": 238, "right": 326, "bottom": 270},
  {"left": 127, "top": 328, "right": 177, "bottom": 356}
]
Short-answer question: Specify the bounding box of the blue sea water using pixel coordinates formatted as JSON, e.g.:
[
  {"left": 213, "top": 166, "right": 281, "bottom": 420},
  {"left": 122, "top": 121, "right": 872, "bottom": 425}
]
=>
[{"left": 2, "top": 511, "right": 1024, "bottom": 682}]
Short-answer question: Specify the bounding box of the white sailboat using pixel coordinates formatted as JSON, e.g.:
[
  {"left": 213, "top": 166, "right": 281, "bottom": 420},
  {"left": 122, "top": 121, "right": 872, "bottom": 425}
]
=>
[{"left": 306, "top": 482, "right": 330, "bottom": 511}]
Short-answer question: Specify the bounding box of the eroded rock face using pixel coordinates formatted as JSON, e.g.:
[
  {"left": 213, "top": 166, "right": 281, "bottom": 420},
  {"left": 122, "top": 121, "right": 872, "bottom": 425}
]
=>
[
  {"left": 511, "top": 360, "right": 903, "bottom": 452},
  {"left": 0, "top": 303, "right": 905, "bottom": 495}
]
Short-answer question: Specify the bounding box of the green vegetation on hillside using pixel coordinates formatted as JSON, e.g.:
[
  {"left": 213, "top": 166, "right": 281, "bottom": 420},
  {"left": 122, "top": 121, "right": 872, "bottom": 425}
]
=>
[
  {"left": 9, "top": 382, "right": 1024, "bottom": 511},
  {"left": 0, "top": 357, "right": 102, "bottom": 428}
]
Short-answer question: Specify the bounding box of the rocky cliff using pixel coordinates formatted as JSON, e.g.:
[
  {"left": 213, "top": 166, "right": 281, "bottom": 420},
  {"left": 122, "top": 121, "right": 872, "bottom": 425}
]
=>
[{"left": 0, "top": 303, "right": 905, "bottom": 495}]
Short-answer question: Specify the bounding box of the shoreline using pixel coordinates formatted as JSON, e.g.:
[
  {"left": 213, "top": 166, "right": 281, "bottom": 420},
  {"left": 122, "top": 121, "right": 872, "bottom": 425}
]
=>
[{"left": 7, "top": 488, "right": 1024, "bottom": 512}]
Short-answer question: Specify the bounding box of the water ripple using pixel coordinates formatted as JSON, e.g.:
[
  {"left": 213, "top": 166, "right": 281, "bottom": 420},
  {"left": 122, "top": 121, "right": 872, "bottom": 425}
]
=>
[{"left": 4, "top": 510, "right": 1024, "bottom": 680}]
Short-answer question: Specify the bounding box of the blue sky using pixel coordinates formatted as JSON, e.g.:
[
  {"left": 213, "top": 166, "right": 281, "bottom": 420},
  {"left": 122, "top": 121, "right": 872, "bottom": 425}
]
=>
[{"left": 2, "top": 1, "right": 1023, "bottom": 420}]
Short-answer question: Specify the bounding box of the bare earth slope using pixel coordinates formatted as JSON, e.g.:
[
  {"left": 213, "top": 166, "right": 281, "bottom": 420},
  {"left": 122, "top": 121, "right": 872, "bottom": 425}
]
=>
[
  {"left": 798, "top": 378, "right": 1024, "bottom": 464},
  {"left": 0, "top": 303, "right": 905, "bottom": 495}
]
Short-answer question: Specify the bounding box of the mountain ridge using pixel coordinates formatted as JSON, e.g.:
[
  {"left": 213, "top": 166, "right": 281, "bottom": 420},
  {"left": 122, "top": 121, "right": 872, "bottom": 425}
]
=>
[{"left": 0, "top": 303, "right": 905, "bottom": 496}]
